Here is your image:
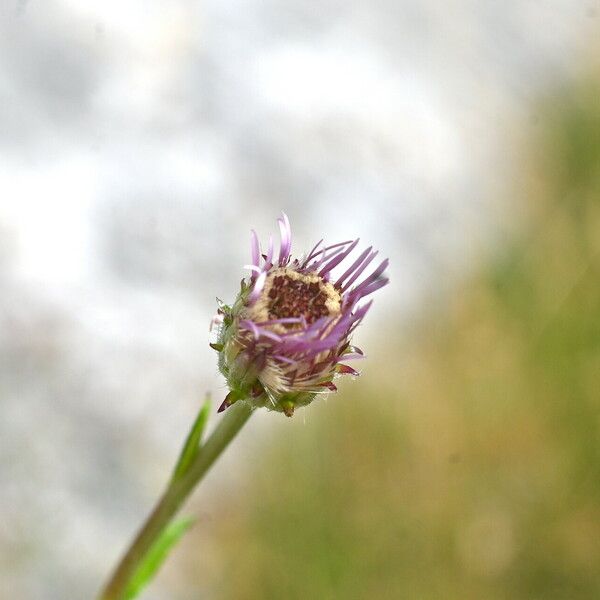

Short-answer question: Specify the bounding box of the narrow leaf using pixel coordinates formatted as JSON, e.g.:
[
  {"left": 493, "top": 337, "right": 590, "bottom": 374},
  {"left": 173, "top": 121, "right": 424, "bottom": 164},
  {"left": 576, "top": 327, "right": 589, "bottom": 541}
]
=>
[
  {"left": 172, "top": 396, "right": 211, "bottom": 482},
  {"left": 123, "top": 517, "right": 194, "bottom": 600}
]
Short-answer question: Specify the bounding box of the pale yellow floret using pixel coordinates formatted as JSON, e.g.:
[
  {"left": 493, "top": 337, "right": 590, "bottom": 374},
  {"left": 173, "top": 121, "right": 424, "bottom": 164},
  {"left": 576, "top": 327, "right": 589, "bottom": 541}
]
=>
[{"left": 259, "top": 359, "right": 288, "bottom": 397}]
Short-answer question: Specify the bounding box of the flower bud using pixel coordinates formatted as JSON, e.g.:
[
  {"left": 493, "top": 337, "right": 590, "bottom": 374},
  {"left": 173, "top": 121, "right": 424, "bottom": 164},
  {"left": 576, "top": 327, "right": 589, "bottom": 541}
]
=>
[{"left": 211, "top": 213, "right": 388, "bottom": 417}]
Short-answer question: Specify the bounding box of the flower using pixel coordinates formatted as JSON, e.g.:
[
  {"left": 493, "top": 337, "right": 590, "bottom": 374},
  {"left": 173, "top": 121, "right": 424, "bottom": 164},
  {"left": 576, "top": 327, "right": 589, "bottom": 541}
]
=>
[{"left": 211, "top": 213, "right": 389, "bottom": 417}]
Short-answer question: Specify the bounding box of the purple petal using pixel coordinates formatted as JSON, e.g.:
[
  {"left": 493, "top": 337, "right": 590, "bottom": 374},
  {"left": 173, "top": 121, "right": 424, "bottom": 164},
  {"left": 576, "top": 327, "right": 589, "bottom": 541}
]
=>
[
  {"left": 349, "top": 258, "right": 389, "bottom": 299},
  {"left": 244, "top": 264, "right": 263, "bottom": 275},
  {"left": 346, "top": 302, "right": 373, "bottom": 335},
  {"left": 256, "top": 317, "right": 303, "bottom": 326},
  {"left": 303, "top": 239, "right": 323, "bottom": 265},
  {"left": 240, "top": 319, "right": 260, "bottom": 339},
  {"left": 307, "top": 239, "right": 353, "bottom": 262},
  {"left": 248, "top": 270, "right": 267, "bottom": 304},
  {"left": 307, "top": 244, "right": 349, "bottom": 271},
  {"left": 335, "top": 246, "right": 372, "bottom": 287},
  {"left": 257, "top": 329, "right": 283, "bottom": 342},
  {"left": 265, "top": 235, "right": 274, "bottom": 268},
  {"left": 308, "top": 240, "right": 354, "bottom": 268},
  {"left": 340, "top": 250, "right": 378, "bottom": 292},
  {"left": 282, "top": 212, "right": 291, "bottom": 248},
  {"left": 278, "top": 212, "right": 292, "bottom": 265},
  {"left": 319, "top": 238, "right": 359, "bottom": 277},
  {"left": 345, "top": 301, "right": 373, "bottom": 331},
  {"left": 355, "top": 277, "right": 389, "bottom": 299},
  {"left": 240, "top": 319, "right": 283, "bottom": 342},
  {"left": 250, "top": 229, "right": 260, "bottom": 268}
]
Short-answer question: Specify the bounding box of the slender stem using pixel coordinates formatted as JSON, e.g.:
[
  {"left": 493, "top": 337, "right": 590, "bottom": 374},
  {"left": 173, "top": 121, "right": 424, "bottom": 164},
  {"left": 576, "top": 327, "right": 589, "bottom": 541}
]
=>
[{"left": 98, "top": 401, "right": 254, "bottom": 600}]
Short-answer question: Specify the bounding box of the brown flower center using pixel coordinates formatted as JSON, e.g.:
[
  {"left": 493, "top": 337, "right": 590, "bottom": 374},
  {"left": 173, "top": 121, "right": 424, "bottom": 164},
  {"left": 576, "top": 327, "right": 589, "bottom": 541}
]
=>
[
  {"left": 268, "top": 274, "right": 332, "bottom": 324},
  {"left": 246, "top": 268, "right": 342, "bottom": 332}
]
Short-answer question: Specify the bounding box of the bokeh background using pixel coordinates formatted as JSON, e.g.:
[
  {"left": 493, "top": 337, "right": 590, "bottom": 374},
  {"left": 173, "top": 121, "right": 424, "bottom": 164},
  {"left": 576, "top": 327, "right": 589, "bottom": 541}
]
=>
[{"left": 1, "top": 2, "right": 599, "bottom": 599}]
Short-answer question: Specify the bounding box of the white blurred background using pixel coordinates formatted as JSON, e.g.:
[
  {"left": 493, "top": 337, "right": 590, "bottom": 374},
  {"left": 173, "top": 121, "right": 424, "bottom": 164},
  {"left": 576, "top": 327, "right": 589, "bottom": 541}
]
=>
[{"left": 0, "top": 1, "right": 598, "bottom": 598}]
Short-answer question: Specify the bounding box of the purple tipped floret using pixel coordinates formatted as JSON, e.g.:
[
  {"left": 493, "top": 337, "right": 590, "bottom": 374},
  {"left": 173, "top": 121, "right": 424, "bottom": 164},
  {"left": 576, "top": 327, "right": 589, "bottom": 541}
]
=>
[
  {"left": 277, "top": 212, "right": 292, "bottom": 265},
  {"left": 247, "top": 270, "right": 267, "bottom": 304},
  {"left": 250, "top": 230, "right": 260, "bottom": 273},
  {"left": 319, "top": 238, "right": 360, "bottom": 277}
]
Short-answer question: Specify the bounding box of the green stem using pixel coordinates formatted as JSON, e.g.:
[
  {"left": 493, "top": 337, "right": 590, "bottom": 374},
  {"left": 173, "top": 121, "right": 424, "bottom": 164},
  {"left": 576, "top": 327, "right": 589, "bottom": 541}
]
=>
[{"left": 98, "top": 401, "right": 254, "bottom": 600}]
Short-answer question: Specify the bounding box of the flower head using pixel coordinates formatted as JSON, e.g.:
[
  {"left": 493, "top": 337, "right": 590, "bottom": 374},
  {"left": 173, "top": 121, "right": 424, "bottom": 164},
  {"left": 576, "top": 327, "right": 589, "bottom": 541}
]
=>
[{"left": 212, "top": 213, "right": 389, "bottom": 417}]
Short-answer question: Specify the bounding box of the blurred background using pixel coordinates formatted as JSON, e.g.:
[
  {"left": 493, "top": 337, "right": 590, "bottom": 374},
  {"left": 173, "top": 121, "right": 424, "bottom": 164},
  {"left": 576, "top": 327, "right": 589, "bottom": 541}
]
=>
[{"left": 1, "top": 1, "right": 599, "bottom": 599}]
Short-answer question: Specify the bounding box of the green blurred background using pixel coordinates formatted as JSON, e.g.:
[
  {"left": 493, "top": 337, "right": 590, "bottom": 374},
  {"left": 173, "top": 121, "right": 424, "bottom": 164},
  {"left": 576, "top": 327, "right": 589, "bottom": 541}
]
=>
[{"left": 173, "top": 75, "right": 600, "bottom": 600}]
